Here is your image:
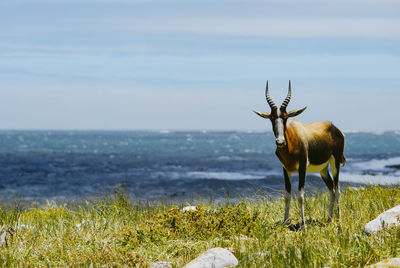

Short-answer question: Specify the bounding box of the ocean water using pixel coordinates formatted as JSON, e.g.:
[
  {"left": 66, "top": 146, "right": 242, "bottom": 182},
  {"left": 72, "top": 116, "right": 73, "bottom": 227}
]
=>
[{"left": 0, "top": 130, "right": 399, "bottom": 203}]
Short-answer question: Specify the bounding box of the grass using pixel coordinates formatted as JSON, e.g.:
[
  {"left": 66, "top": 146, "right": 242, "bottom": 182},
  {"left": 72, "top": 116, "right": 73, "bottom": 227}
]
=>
[{"left": 0, "top": 185, "right": 399, "bottom": 267}]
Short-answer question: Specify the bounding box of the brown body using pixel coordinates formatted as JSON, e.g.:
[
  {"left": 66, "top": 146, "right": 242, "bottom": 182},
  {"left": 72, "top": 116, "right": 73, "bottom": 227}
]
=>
[
  {"left": 276, "top": 120, "right": 345, "bottom": 173},
  {"left": 253, "top": 81, "right": 345, "bottom": 229}
]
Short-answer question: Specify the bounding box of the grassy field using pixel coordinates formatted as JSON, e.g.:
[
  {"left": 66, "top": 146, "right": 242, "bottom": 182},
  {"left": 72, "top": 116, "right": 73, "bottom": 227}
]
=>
[{"left": 0, "top": 185, "right": 399, "bottom": 267}]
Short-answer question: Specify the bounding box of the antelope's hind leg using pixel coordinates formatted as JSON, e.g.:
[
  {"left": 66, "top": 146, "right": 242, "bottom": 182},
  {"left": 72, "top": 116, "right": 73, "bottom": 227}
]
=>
[
  {"left": 320, "top": 167, "right": 335, "bottom": 222},
  {"left": 330, "top": 156, "right": 341, "bottom": 219},
  {"left": 298, "top": 162, "right": 307, "bottom": 229}
]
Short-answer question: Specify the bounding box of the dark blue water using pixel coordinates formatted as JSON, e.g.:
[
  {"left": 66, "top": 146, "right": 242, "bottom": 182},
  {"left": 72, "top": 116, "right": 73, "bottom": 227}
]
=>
[{"left": 0, "top": 130, "right": 400, "bottom": 203}]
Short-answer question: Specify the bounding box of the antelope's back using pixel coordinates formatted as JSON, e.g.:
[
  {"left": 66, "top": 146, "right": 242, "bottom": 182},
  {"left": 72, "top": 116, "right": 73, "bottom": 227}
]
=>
[{"left": 291, "top": 120, "right": 344, "bottom": 165}]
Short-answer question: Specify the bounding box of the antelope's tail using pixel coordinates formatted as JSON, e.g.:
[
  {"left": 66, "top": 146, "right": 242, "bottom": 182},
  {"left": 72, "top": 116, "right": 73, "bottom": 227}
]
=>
[{"left": 340, "top": 155, "right": 346, "bottom": 167}]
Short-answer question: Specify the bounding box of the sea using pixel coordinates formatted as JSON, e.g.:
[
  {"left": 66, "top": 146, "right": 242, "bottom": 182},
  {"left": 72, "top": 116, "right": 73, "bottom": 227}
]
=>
[{"left": 0, "top": 130, "right": 400, "bottom": 204}]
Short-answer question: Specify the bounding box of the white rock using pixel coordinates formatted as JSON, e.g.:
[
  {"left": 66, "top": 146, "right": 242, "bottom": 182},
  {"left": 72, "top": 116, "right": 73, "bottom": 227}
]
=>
[
  {"left": 184, "top": 247, "right": 238, "bottom": 268},
  {"left": 364, "top": 205, "right": 400, "bottom": 234},
  {"left": 183, "top": 206, "right": 197, "bottom": 212},
  {"left": 367, "top": 258, "right": 400, "bottom": 267}
]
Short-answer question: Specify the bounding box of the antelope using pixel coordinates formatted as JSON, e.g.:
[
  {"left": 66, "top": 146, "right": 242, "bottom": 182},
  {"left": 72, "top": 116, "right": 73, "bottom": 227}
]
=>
[{"left": 253, "top": 81, "right": 346, "bottom": 229}]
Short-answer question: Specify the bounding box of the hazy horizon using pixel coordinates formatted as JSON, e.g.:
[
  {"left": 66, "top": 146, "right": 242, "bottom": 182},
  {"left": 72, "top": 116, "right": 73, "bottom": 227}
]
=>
[
  {"left": 1, "top": 0, "right": 399, "bottom": 132},
  {"left": 1, "top": 128, "right": 400, "bottom": 134}
]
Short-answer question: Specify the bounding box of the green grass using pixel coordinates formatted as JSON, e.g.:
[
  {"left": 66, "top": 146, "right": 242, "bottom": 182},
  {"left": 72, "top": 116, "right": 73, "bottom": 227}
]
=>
[{"left": 0, "top": 185, "right": 399, "bottom": 267}]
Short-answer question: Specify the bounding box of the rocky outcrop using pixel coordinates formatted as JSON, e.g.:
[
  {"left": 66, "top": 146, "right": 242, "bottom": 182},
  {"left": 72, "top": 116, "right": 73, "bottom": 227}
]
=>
[
  {"left": 184, "top": 247, "right": 238, "bottom": 268},
  {"left": 364, "top": 205, "right": 400, "bottom": 234},
  {"left": 385, "top": 164, "right": 400, "bottom": 169}
]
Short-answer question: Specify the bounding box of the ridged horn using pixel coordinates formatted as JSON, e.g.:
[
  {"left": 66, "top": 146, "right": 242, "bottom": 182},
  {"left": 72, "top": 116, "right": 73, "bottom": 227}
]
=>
[
  {"left": 265, "top": 80, "right": 277, "bottom": 109},
  {"left": 281, "top": 80, "right": 292, "bottom": 109}
]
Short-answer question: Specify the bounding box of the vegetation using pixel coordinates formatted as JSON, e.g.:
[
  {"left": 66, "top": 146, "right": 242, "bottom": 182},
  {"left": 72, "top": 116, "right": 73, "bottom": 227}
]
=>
[{"left": 0, "top": 185, "right": 399, "bottom": 267}]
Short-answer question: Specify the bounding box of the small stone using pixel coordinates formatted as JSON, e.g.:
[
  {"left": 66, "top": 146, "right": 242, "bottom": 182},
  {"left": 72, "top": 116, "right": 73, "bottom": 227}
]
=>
[
  {"left": 182, "top": 206, "right": 197, "bottom": 212},
  {"left": 364, "top": 205, "right": 400, "bottom": 234},
  {"left": 184, "top": 247, "right": 238, "bottom": 268}
]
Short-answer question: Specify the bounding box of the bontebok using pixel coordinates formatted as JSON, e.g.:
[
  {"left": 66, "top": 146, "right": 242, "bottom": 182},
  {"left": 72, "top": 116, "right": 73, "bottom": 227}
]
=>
[{"left": 253, "top": 81, "right": 346, "bottom": 229}]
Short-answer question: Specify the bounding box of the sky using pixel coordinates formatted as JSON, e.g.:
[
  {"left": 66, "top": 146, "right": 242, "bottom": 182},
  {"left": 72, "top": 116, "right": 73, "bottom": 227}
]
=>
[{"left": 0, "top": 0, "right": 399, "bottom": 131}]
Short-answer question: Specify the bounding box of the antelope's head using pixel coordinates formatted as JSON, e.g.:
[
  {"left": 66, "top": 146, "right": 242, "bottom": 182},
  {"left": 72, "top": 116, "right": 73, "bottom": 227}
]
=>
[{"left": 253, "top": 80, "right": 307, "bottom": 147}]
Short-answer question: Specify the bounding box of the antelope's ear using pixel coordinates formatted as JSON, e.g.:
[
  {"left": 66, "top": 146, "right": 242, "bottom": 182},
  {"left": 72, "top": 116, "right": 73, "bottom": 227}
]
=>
[
  {"left": 253, "top": 110, "right": 271, "bottom": 119},
  {"left": 287, "top": 106, "right": 307, "bottom": 117}
]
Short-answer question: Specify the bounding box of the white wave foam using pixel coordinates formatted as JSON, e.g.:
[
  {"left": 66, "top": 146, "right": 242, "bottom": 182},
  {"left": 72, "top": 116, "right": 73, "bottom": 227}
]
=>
[
  {"left": 341, "top": 173, "right": 400, "bottom": 185},
  {"left": 217, "top": 156, "right": 245, "bottom": 161},
  {"left": 350, "top": 156, "right": 400, "bottom": 171},
  {"left": 151, "top": 170, "right": 281, "bottom": 181},
  {"left": 186, "top": 171, "right": 265, "bottom": 180}
]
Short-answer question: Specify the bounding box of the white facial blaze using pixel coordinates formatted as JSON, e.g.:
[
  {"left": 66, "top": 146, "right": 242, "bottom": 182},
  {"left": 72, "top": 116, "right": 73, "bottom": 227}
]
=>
[{"left": 274, "top": 109, "right": 285, "bottom": 145}]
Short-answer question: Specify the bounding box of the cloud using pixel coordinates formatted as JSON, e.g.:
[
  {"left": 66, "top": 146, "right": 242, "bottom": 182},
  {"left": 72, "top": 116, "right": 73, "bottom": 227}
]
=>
[
  {"left": 5, "top": 16, "right": 397, "bottom": 38},
  {"left": 2, "top": 0, "right": 399, "bottom": 39},
  {"left": 123, "top": 18, "right": 400, "bottom": 38},
  {"left": 1, "top": 53, "right": 399, "bottom": 85}
]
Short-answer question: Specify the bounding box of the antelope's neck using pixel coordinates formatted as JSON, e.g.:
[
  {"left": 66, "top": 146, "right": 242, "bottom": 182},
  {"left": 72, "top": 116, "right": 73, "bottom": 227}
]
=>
[{"left": 275, "top": 124, "right": 300, "bottom": 172}]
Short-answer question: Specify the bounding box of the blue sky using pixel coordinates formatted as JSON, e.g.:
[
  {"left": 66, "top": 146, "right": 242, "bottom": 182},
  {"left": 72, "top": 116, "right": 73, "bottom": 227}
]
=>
[{"left": 0, "top": 0, "right": 399, "bottom": 131}]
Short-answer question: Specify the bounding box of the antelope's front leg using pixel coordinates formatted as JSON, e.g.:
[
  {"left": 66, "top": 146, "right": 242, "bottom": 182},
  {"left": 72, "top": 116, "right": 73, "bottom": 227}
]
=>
[
  {"left": 298, "top": 162, "right": 307, "bottom": 229},
  {"left": 283, "top": 168, "right": 292, "bottom": 224}
]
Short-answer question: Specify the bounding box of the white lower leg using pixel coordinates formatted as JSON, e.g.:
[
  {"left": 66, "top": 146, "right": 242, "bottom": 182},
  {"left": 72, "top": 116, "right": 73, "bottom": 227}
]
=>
[
  {"left": 298, "top": 189, "right": 306, "bottom": 228},
  {"left": 284, "top": 191, "right": 291, "bottom": 223}
]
